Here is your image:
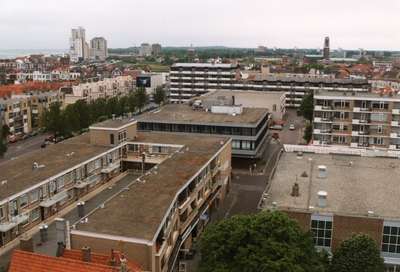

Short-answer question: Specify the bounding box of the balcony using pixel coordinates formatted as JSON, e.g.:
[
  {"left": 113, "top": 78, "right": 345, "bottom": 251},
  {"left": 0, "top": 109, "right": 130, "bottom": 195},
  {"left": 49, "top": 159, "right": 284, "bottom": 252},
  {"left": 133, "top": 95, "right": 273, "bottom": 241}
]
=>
[
  {"left": 219, "top": 160, "right": 228, "bottom": 171},
  {"left": 40, "top": 189, "right": 67, "bottom": 207},
  {"left": 218, "top": 175, "right": 228, "bottom": 186},
  {"left": 393, "top": 109, "right": 400, "bottom": 115},
  {"left": 392, "top": 121, "right": 400, "bottom": 126},
  {"left": 370, "top": 129, "right": 387, "bottom": 135},
  {"left": 0, "top": 209, "right": 30, "bottom": 232},
  {"left": 390, "top": 133, "right": 400, "bottom": 138}
]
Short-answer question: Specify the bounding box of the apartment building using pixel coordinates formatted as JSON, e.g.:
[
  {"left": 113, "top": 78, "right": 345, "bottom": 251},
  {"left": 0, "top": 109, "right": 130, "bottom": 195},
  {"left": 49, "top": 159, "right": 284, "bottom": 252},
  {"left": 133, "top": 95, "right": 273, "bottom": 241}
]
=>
[
  {"left": 0, "top": 98, "right": 31, "bottom": 136},
  {"left": 70, "top": 132, "right": 232, "bottom": 272},
  {"left": 312, "top": 90, "right": 400, "bottom": 150},
  {"left": 65, "top": 76, "right": 135, "bottom": 105},
  {"left": 170, "top": 63, "right": 370, "bottom": 107},
  {"left": 169, "top": 63, "right": 241, "bottom": 103},
  {"left": 258, "top": 148, "right": 400, "bottom": 270},
  {"left": 136, "top": 73, "right": 163, "bottom": 95},
  {"left": 135, "top": 103, "right": 270, "bottom": 159},
  {"left": 69, "top": 27, "right": 87, "bottom": 62},
  {"left": 89, "top": 37, "right": 108, "bottom": 60},
  {"left": 140, "top": 43, "right": 152, "bottom": 57}
]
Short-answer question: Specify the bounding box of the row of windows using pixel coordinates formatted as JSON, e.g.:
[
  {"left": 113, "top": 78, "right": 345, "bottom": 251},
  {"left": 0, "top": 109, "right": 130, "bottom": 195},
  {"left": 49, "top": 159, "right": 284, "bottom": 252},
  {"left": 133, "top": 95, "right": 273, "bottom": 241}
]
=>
[
  {"left": 138, "top": 122, "right": 259, "bottom": 136},
  {"left": 232, "top": 140, "right": 256, "bottom": 150}
]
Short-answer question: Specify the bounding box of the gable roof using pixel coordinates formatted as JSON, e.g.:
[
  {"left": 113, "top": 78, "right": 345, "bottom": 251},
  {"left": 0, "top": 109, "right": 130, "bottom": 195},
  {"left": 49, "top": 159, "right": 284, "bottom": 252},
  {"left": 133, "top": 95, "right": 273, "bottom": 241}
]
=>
[{"left": 9, "top": 249, "right": 145, "bottom": 272}]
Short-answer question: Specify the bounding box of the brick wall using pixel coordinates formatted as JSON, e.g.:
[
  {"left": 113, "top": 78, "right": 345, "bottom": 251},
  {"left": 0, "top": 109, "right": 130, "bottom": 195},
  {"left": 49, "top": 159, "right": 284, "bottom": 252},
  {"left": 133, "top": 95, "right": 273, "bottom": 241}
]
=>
[
  {"left": 331, "top": 214, "right": 383, "bottom": 250},
  {"left": 282, "top": 210, "right": 311, "bottom": 230}
]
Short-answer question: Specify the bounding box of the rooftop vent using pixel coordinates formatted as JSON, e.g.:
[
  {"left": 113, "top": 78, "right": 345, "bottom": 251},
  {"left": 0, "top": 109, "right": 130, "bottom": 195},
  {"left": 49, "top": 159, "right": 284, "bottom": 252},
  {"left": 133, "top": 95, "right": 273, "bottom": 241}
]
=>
[
  {"left": 301, "top": 171, "right": 308, "bottom": 177},
  {"left": 318, "top": 191, "right": 328, "bottom": 207},
  {"left": 318, "top": 165, "right": 326, "bottom": 179},
  {"left": 368, "top": 210, "right": 374, "bottom": 217},
  {"left": 272, "top": 202, "right": 277, "bottom": 210},
  {"left": 291, "top": 183, "right": 299, "bottom": 197},
  {"left": 297, "top": 151, "right": 303, "bottom": 157},
  {"left": 318, "top": 191, "right": 327, "bottom": 207}
]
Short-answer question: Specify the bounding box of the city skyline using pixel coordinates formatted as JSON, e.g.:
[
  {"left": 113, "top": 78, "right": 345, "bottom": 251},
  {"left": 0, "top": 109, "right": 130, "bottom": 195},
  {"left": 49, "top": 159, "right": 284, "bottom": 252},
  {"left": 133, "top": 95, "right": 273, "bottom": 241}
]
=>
[{"left": 1, "top": 0, "right": 399, "bottom": 51}]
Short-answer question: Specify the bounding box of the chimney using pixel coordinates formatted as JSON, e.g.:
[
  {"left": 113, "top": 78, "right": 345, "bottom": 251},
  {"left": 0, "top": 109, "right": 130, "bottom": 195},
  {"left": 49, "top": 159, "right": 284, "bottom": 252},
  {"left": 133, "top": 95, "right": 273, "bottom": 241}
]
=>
[
  {"left": 291, "top": 183, "right": 299, "bottom": 197},
  {"left": 82, "top": 246, "right": 91, "bottom": 262},
  {"left": 318, "top": 191, "right": 327, "bottom": 207},
  {"left": 20, "top": 232, "right": 34, "bottom": 253},
  {"left": 117, "top": 254, "right": 131, "bottom": 272},
  {"left": 110, "top": 249, "right": 117, "bottom": 267},
  {"left": 318, "top": 165, "right": 326, "bottom": 179}
]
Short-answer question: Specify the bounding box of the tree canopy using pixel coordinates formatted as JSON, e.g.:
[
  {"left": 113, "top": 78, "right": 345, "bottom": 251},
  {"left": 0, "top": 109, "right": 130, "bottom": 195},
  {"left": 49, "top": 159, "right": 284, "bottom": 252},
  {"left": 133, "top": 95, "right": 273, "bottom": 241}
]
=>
[
  {"left": 1, "top": 124, "right": 10, "bottom": 144},
  {"left": 40, "top": 101, "right": 65, "bottom": 139},
  {"left": 296, "top": 91, "right": 314, "bottom": 121},
  {"left": 330, "top": 233, "right": 386, "bottom": 272},
  {"left": 135, "top": 86, "right": 150, "bottom": 112},
  {"left": 0, "top": 126, "right": 8, "bottom": 158},
  {"left": 74, "top": 99, "right": 91, "bottom": 133},
  {"left": 303, "top": 123, "right": 313, "bottom": 144},
  {"left": 153, "top": 85, "right": 166, "bottom": 106},
  {"left": 197, "top": 210, "right": 324, "bottom": 272}
]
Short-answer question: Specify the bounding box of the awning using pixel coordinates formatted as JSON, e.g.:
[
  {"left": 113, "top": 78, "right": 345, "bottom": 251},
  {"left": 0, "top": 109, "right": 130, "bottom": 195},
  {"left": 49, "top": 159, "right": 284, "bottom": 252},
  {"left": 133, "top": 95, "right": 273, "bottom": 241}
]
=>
[
  {"left": 0, "top": 212, "right": 29, "bottom": 232},
  {"left": 40, "top": 190, "right": 67, "bottom": 207},
  {"left": 101, "top": 163, "right": 119, "bottom": 174},
  {"left": 74, "top": 174, "right": 98, "bottom": 189}
]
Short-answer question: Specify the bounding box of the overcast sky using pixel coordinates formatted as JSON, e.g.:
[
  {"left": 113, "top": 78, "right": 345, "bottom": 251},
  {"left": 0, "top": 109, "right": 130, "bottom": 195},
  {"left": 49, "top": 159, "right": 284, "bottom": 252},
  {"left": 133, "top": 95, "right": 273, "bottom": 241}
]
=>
[{"left": 1, "top": 0, "right": 399, "bottom": 51}]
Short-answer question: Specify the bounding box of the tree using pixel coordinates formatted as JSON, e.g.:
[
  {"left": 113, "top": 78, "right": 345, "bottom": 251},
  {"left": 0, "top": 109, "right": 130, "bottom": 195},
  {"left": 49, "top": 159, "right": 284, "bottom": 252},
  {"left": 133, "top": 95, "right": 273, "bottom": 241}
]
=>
[
  {"left": 198, "top": 210, "right": 324, "bottom": 272},
  {"left": 118, "top": 96, "right": 129, "bottom": 117},
  {"left": 97, "top": 116, "right": 108, "bottom": 123},
  {"left": 330, "top": 233, "right": 386, "bottom": 272},
  {"left": 1, "top": 124, "right": 10, "bottom": 144},
  {"left": 63, "top": 104, "right": 80, "bottom": 136},
  {"left": 74, "top": 99, "right": 92, "bottom": 133},
  {"left": 90, "top": 97, "right": 107, "bottom": 122},
  {"left": 134, "top": 86, "right": 149, "bottom": 112},
  {"left": 105, "top": 97, "right": 121, "bottom": 118},
  {"left": 40, "top": 101, "right": 65, "bottom": 139},
  {"left": 0, "top": 126, "right": 7, "bottom": 158},
  {"left": 303, "top": 123, "right": 313, "bottom": 144},
  {"left": 152, "top": 85, "right": 166, "bottom": 106},
  {"left": 297, "top": 91, "right": 314, "bottom": 121},
  {"left": 128, "top": 94, "right": 137, "bottom": 114}
]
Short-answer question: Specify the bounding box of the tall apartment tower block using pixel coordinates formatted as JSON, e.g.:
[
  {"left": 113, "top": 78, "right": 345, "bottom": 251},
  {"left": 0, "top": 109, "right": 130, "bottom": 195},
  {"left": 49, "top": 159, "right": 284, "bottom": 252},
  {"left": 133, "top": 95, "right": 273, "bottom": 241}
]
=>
[
  {"left": 89, "top": 37, "right": 108, "bottom": 60},
  {"left": 69, "top": 27, "right": 87, "bottom": 62},
  {"left": 323, "top": 37, "right": 330, "bottom": 60}
]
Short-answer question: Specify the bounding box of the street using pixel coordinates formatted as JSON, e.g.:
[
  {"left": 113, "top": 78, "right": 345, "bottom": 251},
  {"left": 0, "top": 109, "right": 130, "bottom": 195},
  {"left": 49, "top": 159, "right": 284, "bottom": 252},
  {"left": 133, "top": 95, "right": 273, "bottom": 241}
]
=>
[{"left": 0, "top": 134, "right": 46, "bottom": 164}]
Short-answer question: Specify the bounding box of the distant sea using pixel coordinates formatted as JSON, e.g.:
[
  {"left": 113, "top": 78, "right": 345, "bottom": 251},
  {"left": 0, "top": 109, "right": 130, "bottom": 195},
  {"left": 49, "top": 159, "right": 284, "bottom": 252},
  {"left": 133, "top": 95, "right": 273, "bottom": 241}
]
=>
[{"left": 0, "top": 49, "right": 69, "bottom": 59}]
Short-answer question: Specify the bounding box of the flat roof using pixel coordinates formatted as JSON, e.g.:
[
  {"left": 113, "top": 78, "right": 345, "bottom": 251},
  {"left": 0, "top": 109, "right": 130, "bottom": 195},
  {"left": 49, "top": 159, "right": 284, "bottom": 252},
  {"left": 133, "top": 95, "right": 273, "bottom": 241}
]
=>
[
  {"left": 265, "top": 152, "right": 400, "bottom": 221},
  {"left": 135, "top": 104, "right": 268, "bottom": 125},
  {"left": 200, "top": 90, "right": 285, "bottom": 100},
  {"left": 171, "top": 63, "right": 238, "bottom": 69},
  {"left": 253, "top": 75, "right": 368, "bottom": 84},
  {"left": 0, "top": 134, "right": 112, "bottom": 203},
  {"left": 315, "top": 90, "right": 400, "bottom": 101},
  {"left": 89, "top": 119, "right": 136, "bottom": 130},
  {"left": 74, "top": 133, "right": 231, "bottom": 241}
]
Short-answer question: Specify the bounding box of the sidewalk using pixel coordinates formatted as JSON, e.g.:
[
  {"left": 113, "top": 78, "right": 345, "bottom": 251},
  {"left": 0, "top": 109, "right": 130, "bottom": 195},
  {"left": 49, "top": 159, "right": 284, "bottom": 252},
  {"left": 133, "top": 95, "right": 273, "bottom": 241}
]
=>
[{"left": 0, "top": 174, "right": 139, "bottom": 268}]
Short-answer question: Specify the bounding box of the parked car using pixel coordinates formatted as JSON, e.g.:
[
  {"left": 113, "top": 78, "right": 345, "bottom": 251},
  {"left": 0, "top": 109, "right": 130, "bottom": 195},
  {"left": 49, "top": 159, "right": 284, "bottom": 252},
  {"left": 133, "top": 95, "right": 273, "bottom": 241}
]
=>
[
  {"left": 9, "top": 136, "right": 19, "bottom": 143},
  {"left": 41, "top": 141, "right": 53, "bottom": 148},
  {"left": 21, "top": 134, "right": 29, "bottom": 140},
  {"left": 45, "top": 136, "right": 54, "bottom": 141},
  {"left": 270, "top": 124, "right": 283, "bottom": 130},
  {"left": 29, "top": 131, "right": 38, "bottom": 137},
  {"left": 289, "top": 124, "right": 295, "bottom": 130}
]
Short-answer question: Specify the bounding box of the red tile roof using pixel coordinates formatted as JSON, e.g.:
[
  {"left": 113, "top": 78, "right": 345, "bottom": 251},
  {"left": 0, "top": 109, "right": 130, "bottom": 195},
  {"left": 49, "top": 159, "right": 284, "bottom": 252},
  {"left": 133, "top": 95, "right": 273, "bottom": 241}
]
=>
[{"left": 9, "top": 249, "right": 145, "bottom": 272}]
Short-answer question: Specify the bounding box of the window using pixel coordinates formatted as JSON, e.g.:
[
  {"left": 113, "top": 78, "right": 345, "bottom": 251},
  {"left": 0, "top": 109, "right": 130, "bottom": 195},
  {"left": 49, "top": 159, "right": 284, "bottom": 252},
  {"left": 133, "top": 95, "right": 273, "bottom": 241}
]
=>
[
  {"left": 153, "top": 146, "right": 168, "bottom": 153},
  {"left": 232, "top": 140, "right": 241, "bottom": 149},
  {"left": 30, "top": 189, "right": 38, "bottom": 203},
  {"left": 128, "top": 145, "right": 139, "bottom": 152},
  {"left": 32, "top": 208, "right": 39, "bottom": 221},
  {"left": 113, "top": 150, "right": 118, "bottom": 159},
  {"left": 205, "top": 180, "right": 210, "bottom": 192},
  {"left": 67, "top": 189, "right": 74, "bottom": 200},
  {"left": 20, "top": 194, "right": 28, "bottom": 207},
  {"left": 273, "top": 104, "right": 276, "bottom": 111},
  {"left": 95, "top": 159, "right": 100, "bottom": 169},
  {"left": 96, "top": 175, "right": 101, "bottom": 184},
  {"left": 50, "top": 180, "right": 57, "bottom": 194},
  {"left": 110, "top": 134, "right": 114, "bottom": 145},
  {"left": 67, "top": 172, "right": 72, "bottom": 184},
  {"left": 118, "top": 130, "right": 126, "bottom": 143},
  {"left": 311, "top": 220, "right": 332, "bottom": 247},
  {"left": 39, "top": 185, "right": 46, "bottom": 201},
  {"left": 0, "top": 206, "right": 3, "bottom": 219},
  {"left": 198, "top": 189, "right": 203, "bottom": 201},
  {"left": 89, "top": 162, "right": 94, "bottom": 172},
  {"left": 81, "top": 166, "right": 86, "bottom": 179},
  {"left": 58, "top": 176, "right": 64, "bottom": 189},
  {"left": 242, "top": 141, "right": 251, "bottom": 150},
  {"left": 73, "top": 169, "right": 79, "bottom": 180}
]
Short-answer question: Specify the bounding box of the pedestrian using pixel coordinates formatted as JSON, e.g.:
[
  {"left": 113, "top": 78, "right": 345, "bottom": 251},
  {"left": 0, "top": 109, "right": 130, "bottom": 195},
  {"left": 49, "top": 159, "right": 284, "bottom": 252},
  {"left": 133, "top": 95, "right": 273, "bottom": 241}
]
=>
[
  {"left": 249, "top": 165, "right": 252, "bottom": 174},
  {"left": 254, "top": 163, "right": 257, "bottom": 173}
]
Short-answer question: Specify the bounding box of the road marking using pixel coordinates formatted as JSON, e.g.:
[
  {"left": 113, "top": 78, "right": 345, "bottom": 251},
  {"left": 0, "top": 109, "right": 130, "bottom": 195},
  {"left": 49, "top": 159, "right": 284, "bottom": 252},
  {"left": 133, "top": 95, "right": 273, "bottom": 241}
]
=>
[
  {"left": 262, "top": 145, "right": 280, "bottom": 175},
  {"left": 17, "top": 146, "right": 23, "bottom": 149}
]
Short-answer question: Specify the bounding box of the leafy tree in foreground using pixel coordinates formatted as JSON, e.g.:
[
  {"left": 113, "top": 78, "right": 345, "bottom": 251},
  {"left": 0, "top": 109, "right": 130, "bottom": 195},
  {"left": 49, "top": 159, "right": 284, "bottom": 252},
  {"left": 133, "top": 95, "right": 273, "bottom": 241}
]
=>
[
  {"left": 198, "top": 210, "right": 324, "bottom": 272},
  {"left": 297, "top": 91, "right": 314, "bottom": 122},
  {"left": 1, "top": 124, "right": 10, "bottom": 144},
  {"left": 303, "top": 123, "right": 313, "bottom": 144},
  {"left": 153, "top": 85, "right": 166, "bottom": 106},
  {"left": 74, "top": 99, "right": 92, "bottom": 133},
  {"left": 63, "top": 104, "right": 80, "bottom": 136},
  {"left": 40, "top": 101, "right": 65, "bottom": 139},
  {"left": 128, "top": 94, "right": 137, "bottom": 114},
  {"left": 330, "top": 233, "right": 386, "bottom": 272},
  {"left": 135, "top": 86, "right": 149, "bottom": 112},
  {"left": 0, "top": 126, "right": 7, "bottom": 158}
]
